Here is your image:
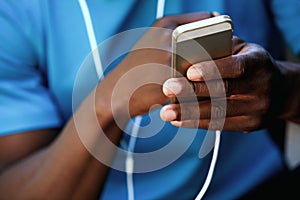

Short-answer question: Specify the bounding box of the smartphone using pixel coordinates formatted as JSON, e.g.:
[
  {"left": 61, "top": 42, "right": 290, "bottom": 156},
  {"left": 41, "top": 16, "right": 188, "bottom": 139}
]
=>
[{"left": 171, "top": 15, "right": 233, "bottom": 103}]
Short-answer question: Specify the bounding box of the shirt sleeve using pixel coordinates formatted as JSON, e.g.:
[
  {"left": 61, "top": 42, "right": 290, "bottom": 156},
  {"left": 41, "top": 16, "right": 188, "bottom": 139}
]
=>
[
  {"left": 271, "top": 0, "right": 300, "bottom": 56},
  {"left": 0, "top": 1, "right": 63, "bottom": 136}
]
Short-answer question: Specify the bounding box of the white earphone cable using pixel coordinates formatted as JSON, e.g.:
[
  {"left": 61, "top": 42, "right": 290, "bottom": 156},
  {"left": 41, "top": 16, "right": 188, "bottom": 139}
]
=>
[
  {"left": 78, "top": 0, "right": 104, "bottom": 80},
  {"left": 126, "top": 116, "right": 142, "bottom": 200},
  {"left": 125, "top": 2, "right": 166, "bottom": 200},
  {"left": 195, "top": 130, "right": 221, "bottom": 200},
  {"left": 78, "top": 2, "right": 142, "bottom": 199},
  {"left": 156, "top": 0, "right": 166, "bottom": 19},
  {"left": 78, "top": 1, "right": 221, "bottom": 199}
]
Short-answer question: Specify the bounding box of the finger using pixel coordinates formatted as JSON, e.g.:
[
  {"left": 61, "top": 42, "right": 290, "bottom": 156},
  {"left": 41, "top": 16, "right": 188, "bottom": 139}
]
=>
[
  {"left": 190, "top": 79, "right": 228, "bottom": 97},
  {"left": 171, "top": 115, "right": 262, "bottom": 132},
  {"left": 154, "top": 12, "right": 214, "bottom": 29},
  {"left": 232, "top": 36, "right": 247, "bottom": 54},
  {"left": 187, "top": 56, "right": 245, "bottom": 81},
  {"left": 160, "top": 101, "right": 200, "bottom": 121},
  {"left": 163, "top": 77, "right": 194, "bottom": 98},
  {"left": 163, "top": 76, "right": 230, "bottom": 98},
  {"left": 161, "top": 99, "right": 226, "bottom": 121},
  {"left": 186, "top": 37, "right": 267, "bottom": 82},
  {"left": 161, "top": 95, "right": 268, "bottom": 121},
  {"left": 185, "top": 36, "right": 246, "bottom": 81}
]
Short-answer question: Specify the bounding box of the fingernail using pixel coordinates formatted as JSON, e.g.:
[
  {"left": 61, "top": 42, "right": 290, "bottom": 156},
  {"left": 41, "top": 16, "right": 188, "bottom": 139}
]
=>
[
  {"left": 161, "top": 108, "right": 177, "bottom": 121},
  {"left": 212, "top": 11, "right": 220, "bottom": 16},
  {"left": 187, "top": 67, "right": 203, "bottom": 81},
  {"left": 163, "top": 80, "right": 182, "bottom": 96},
  {"left": 171, "top": 121, "right": 182, "bottom": 127}
]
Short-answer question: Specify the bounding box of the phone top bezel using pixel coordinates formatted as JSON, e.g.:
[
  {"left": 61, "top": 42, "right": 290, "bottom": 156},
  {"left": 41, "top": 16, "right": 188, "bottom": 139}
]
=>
[{"left": 172, "top": 15, "right": 233, "bottom": 42}]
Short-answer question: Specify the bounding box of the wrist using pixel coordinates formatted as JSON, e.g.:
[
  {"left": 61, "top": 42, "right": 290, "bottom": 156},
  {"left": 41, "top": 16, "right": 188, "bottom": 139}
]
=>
[{"left": 274, "top": 61, "right": 300, "bottom": 122}]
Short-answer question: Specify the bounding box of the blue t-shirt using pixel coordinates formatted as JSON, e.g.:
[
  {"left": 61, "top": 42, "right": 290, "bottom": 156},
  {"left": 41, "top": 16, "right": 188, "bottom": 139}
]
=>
[{"left": 1, "top": 0, "right": 300, "bottom": 199}]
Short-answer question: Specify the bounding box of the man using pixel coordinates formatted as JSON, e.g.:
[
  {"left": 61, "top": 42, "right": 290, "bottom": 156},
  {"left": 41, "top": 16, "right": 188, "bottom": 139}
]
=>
[{"left": 0, "top": 0, "right": 299, "bottom": 199}]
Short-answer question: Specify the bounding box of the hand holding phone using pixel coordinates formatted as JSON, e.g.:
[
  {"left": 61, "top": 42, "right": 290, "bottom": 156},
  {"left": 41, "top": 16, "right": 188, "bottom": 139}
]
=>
[{"left": 171, "top": 15, "right": 233, "bottom": 103}]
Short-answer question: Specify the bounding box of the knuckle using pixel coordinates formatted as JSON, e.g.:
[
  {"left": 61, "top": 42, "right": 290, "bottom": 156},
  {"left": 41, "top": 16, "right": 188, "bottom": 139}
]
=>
[
  {"left": 192, "top": 120, "right": 199, "bottom": 128},
  {"left": 224, "top": 80, "right": 230, "bottom": 96},
  {"left": 181, "top": 103, "right": 200, "bottom": 120},
  {"left": 181, "top": 105, "right": 192, "bottom": 120},
  {"left": 192, "top": 82, "right": 205, "bottom": 96},
  {"left": 209, "top": 81, "right": 226, "bottom": 97},
  {"left": 231, "top": 56, "right": 246, "bottom": 78},
  {"left": 236, "top": 58, "right": 245, "bottom": 77},
  {"left": 209, "top": 119, "right": 224, "bottom": 130},
  {"left": 211, "top": 103, "right": 226, "bottom": 119},
  {"left": 155, "top": 17, "right": 166, "bottom": 27},
  {"left": 215, "top": 81, "right": 225, "bottom": 95},
  {"left": 246, "top": 116, "right": 261, "bottom": 131},
  {"left": 257, "top": 97, "right": 270, "bottom": 114},
  {"left": 250, "top": 95, "right": 270, "bottom": 115},
  {"left": 155, "top": 16, "right": 173, "bottom": 28}
]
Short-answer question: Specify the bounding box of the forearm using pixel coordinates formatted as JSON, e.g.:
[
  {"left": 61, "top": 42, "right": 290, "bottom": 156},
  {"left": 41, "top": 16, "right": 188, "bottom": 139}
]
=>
[
  {"left": 0, "top": 93, "right": 124, "bottom": 199},
  {"left": 275, "top": 60, "right": 300, "bottom": 123}
]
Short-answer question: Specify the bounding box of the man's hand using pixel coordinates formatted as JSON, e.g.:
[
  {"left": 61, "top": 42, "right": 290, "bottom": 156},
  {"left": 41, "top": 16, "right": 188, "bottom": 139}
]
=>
[
  {"left": 94, "top": 12, "right": 214, "bottom": 121},
  {"left": 161, "top": 37, "right": 286, "bottom": 132}
]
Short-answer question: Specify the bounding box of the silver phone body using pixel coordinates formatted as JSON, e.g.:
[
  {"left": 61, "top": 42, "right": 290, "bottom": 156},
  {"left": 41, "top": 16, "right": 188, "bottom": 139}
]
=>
[{"left": 171, "top": 15, "right": 233, "bottom": 103}]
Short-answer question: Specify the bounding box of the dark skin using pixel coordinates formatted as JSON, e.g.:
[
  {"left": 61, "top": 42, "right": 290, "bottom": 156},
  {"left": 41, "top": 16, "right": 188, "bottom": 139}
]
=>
[
  {"left": 1, "top": 11, "right": 300, "bottom": 199},
  {"left": 0, "top": 12, "right": 213, "bottom": 200},
  {"left": 161, "top": 37, "right": 300, "bottom": 131}
]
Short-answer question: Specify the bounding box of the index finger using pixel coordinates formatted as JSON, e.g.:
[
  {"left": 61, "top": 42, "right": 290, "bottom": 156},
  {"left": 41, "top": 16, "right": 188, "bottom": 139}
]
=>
[
  {"left": 186, "top": 55, "right": 245, "bottom": 81},
  {"left": 186, "top": 37, "right": 263, "bottom": 81},
  {"left": 153, "top": 12, "right": 214, "bottom": 29}
]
